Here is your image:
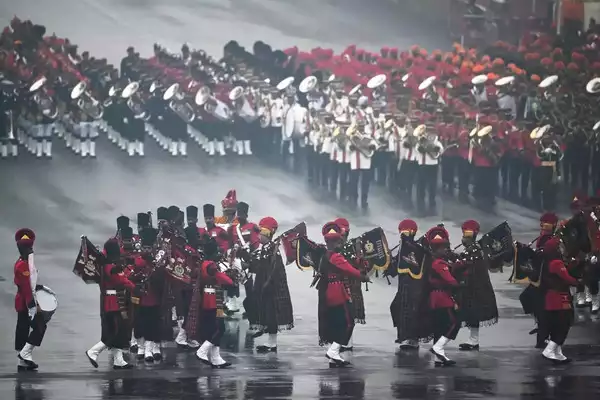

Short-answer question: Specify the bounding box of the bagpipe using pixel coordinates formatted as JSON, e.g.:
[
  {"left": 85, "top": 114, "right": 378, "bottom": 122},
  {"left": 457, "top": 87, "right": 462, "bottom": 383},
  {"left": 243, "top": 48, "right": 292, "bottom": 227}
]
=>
[{"left": 292, "top": 226, "right": 390, "bottom": 290}]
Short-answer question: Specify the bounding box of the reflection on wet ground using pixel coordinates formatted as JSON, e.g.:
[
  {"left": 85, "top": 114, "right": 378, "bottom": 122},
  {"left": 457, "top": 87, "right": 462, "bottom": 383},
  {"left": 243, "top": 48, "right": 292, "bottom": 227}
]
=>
[{"left": 6, "top": 340, "right": 600, "bottom": 399}]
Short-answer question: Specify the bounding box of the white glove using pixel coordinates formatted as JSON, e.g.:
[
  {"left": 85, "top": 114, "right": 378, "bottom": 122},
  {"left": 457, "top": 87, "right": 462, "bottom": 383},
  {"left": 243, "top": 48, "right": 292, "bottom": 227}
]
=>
[
  {"left": 542, "top": 148, "right": 553, "bottom": 155},
  {"left": 28, "top": 306, "right": 37, "bottom": 321},
  {"left": 591, "top": 256, "right": 598, "bottom": 265}
]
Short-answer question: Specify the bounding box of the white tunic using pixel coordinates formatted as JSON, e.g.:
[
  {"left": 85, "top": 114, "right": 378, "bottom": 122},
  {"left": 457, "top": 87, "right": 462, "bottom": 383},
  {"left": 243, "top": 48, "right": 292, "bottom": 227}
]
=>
[
  {"left": 416, "top": 138, "right": 444, "bottom": 166},
  {"left": 270, "top": 98, "right": 284, "bottom": 128},
  {"left": 497, "top": 94, "right": 517, "bottom": 120},
  {"left": 349, "top": 137, "right": 377, "bottom": 170},
  {"left": 472, "top": 88, "right": 488, "bottom": 106}
]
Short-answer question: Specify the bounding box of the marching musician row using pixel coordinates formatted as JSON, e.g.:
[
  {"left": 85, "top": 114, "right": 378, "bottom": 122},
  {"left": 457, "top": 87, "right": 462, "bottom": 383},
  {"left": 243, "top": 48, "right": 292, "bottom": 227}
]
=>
[{"left": 15, "top": 188, "right": 600, "bottom": 372}]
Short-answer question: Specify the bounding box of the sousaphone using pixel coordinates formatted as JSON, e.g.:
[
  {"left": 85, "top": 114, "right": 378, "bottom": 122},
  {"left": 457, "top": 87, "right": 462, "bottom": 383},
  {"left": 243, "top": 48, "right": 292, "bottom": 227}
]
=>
[
  {"left": 277, "top": 76, "right": 295, "bottom": 92},
  {"left": 349, "top": 84, "right": 362, "bottom": 97},
  {"left": 163, "top": 83, "right": 195, "bottom": 123},
  {"left": 29, "top": 76, "right": 47, "bottom": 93},
  {"left": 495, "top": 76, "right": 515, "bottom": 87},
  {"left": 122, "top": 81, "right": 149, "bottom": 121},
  {"left": 418, "top": 76, "right": 436, "bottom": 91},
  {"left": 477, "top": 125, "right": 493, "bottom": 138},
  {"left": 471, "top": 74, "right": 488, "bottom": 86},
  {"left": 195, "top": 86, "right": 212, "bottom": 106},
  {"left": 586, "top": 77, "right": 600, "bottom": 94},
  {"left": 121, "top": 81, "right": 140, "bottom": 99},
  {"left": 163, "top": 83, "right": 179, "bottom": 101},
  {"left": 367, "top": 74, "right": 387, "bottom": 90},
  {"left": 70, "top": 81, "right": 104, "bottom": 119},
  {"left": 29, "top": 76, "right": 58, "bottom": 119},
  {"left": 229, "top": 85, "right": 256, "bottom": 122},
  {"left": 412, "top": 124, "right": 426, "bottom": 137},
  {"left": 299, "top": 76, "right": 318, "bottom": 93},
  {"left": 539, "top": 75, "right": 558, "bottom": 89}
]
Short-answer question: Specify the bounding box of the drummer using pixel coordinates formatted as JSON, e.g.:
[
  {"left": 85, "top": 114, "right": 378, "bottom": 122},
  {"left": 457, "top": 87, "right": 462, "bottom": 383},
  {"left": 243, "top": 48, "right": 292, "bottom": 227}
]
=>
[{"left": 14, "top": 228, "right": 54, "bottom": 371}]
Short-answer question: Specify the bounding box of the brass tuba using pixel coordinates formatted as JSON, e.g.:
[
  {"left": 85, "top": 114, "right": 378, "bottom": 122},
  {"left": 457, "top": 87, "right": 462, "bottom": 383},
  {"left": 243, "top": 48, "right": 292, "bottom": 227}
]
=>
[
  {"left": 163, "top": 83, "right": 195, "bottom": 123},
  {"left": 121, "top": 81, "right": 151, "bottom": 121},
  {"left": 29, "top": 76, "right": 59, "bottom": 119},
  {"left": 348, "top": 121, "right": 376, "bottom": 158},
  {"left": 70, "top": 81, "right": 104, "bottom": 119}
]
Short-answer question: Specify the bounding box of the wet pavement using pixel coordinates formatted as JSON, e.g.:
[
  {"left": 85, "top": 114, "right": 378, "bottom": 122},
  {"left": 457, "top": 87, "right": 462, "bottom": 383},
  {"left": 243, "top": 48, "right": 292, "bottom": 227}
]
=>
[{"left": 2, "top": 1, "right": 600, "bottom": 399}]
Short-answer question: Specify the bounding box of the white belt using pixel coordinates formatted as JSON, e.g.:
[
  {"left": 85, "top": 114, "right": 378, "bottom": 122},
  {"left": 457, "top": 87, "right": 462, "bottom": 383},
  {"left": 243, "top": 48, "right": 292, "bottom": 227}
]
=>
[
  {"left": 105, "top": 290, "right": 117, "bottom": 295},
  {"left": 204, "top": 288, "right": 216, "bottom": 294}
]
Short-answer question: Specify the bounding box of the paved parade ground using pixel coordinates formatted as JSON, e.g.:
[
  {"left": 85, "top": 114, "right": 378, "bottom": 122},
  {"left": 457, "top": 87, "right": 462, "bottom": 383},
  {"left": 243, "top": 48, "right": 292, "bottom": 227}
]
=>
[{"left": 1, "top": 1, "right": 600, "bottom": 399}]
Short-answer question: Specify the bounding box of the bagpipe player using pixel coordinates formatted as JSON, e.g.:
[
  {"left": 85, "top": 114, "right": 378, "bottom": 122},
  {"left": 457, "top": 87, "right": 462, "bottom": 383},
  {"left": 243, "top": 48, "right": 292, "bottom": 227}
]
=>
[
  {"left": 316, "top": 221, "right": 370, "bottom": 367},
  {"left": 85, "top": 239, "right": 135, "bottom": 370},
  {"left": 189, "top": 237, "right": 234, "bottom": 368},
  {"left": 387, "top": 219, "right": 421, "bottom": 350},
  {"left": 455, "top": 220, "right": 498, "bottom": 352},
  {"left": 250, "top": 217, "right": 294, "bottom": 353}
]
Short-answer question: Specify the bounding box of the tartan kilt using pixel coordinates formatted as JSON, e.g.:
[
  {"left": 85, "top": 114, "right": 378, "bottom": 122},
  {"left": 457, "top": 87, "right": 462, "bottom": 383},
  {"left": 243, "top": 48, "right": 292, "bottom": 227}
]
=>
[
  {"left": 457, "top": 261, "right": 499, "bottom": 328},
  {"left": 343, "top": 277, "right": 365, "bottom": 324},
  {"left": 251, "top": 254, "right": 294, "bottom": 331}
]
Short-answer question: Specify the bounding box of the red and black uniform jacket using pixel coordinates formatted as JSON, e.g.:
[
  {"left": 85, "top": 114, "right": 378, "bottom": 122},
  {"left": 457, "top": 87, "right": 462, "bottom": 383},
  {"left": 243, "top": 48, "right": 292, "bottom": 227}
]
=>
[
  {"left": 320, "top": 251, "right": 363, "bottom": 307},
  {"left": 199, "top": 260, "right": 234, "bottom": 310},
  {"left": 14, "top": 258, "right": 35, "bottom": 313},
  {"left": 228, "top": 221, "right": 260, "bottom": 251},
  {"left": 133, "top": 255, "right": 159, "bottom": 307},
  {"left": 429, "top": 258, "right": 459, "bottom": 309},
  {"left": 199, "top": 225, "right": 230, "bottom": 253},
  {"left": 101, "top": 263, "right": 135, "bottom": 313},
  {"left": 543, "top": 258, "right": 578, "bottom": 311}
]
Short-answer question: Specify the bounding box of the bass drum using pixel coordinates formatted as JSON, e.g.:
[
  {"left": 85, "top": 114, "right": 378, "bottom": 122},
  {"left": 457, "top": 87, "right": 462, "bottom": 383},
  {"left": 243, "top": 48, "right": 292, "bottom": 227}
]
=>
[{"left": 36, "top": 286, "right": 58, "bottom": 322}]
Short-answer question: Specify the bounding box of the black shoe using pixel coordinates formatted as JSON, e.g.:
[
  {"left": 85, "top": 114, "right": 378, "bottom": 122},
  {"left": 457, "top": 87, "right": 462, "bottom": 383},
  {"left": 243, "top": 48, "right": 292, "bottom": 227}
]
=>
[
  {"left": 458, "top": 343, "right": 479, "bottom": 351},
  {"left": 153, "top": 353, "right": 162, "bottom": 361},
  {"left": 399, "top": 344, "right": 419, "bottom": 351},
  {"left": 434, "top": 359, "right": 456, "bottom": 367},
  {"left": 340, "top": 346, "right": 353, "bottom": 352},
  {"left": 329, "top": 361, "right": 350, "bottom": 368},
  {"left": 256, "top": 345, "right": 277, "bottom": 353},
  {"left": 136, "top": 353, "right": 144, "bottom": 360},
  {"left": 17, "top": 365, "right": 37, "bottom": 372},
  {"left": 196, "top": 354, "right": 212, "bottom": 366},
  {"left": 113, "top": 363, "right": 134, "bottom": 370},
  {"left": 85, "top": 352, "right": 98, "bottom": 368},
  {"left": 130, "top": 345, "right": 138, "bottom": 353},
  {"left": 429, "top": 348, "right": 455, "bottom": 366},
  {"left": 18, "top": 355, "right": 38, "bottom": 370},
  {"left": 144, "top": 356, "right": 154, "bottom": 363},
  {"left": 211, "top": 362, "right": 232, "bottom": 369}
]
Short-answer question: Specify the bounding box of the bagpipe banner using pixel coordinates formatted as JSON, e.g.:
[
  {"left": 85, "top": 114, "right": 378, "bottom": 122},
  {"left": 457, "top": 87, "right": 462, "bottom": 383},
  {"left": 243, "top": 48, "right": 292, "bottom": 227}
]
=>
[
  {"left": 279, "top": 222, "right": 307, "bottom": 265},
  {"left": 509, "top": 242, "right": 538, "bottom": 284},
  {"left": 396, "top": 235, "right": 431, "bottom": 280},
  {"left": 295, "top": 235, "right": 326, "bottom": 271},
  {"left": 73, "top": 236, "right": 106, "bottom": 284},
  {"left": 357, "top": 227, "right": 391, "bottom": 273},
  {"left": 478, "top": 221, "right": 513, "bottom": 263}
]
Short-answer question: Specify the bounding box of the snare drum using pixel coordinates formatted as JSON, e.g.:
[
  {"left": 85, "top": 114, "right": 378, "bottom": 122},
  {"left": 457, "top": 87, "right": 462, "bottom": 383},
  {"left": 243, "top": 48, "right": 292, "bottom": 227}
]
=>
[{"left": 36, "top": 286, "right": 58, "bottom": 322}]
